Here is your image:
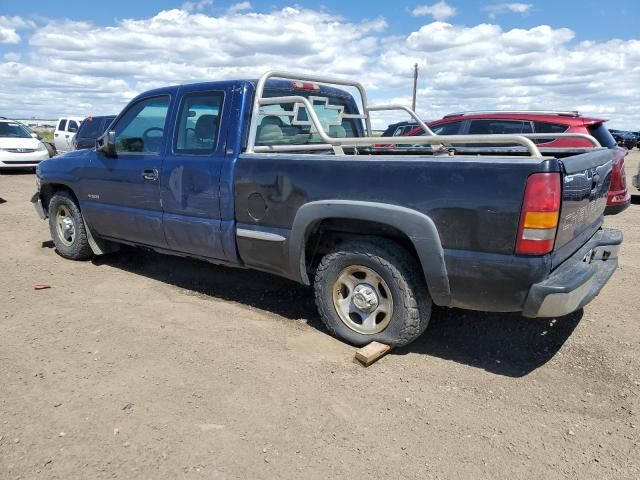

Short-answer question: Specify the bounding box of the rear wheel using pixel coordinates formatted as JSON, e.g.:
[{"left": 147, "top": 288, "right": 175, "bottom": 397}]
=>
[
  {"left": 314, "top": 239, "right": 432, "bottom": 347},
  {"left": 48, "top": 191, "right": 93, "bottom": 260}
]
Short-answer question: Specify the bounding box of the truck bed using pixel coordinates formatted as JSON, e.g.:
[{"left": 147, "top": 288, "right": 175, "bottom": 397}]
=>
[{"left": 233, "top": 149, "right": 613, "bottom": 312}]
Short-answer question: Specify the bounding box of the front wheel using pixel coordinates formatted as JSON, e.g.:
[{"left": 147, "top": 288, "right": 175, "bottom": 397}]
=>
[
  {"left": 48, "top": 191, "right": 93, "bottom": 260},
  {"left": 314, "top": 239, "right": 432, "bottom": 347}
]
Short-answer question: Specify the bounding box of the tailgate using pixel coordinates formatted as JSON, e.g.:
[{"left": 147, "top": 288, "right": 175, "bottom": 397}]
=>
[{"left": 552, "top": 149, "right": 613, "bottom": 268}]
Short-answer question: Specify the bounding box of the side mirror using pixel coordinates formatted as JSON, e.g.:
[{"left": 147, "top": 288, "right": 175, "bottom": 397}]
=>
[
  {"left": 31, "top": 132, "right": 39, "bottom": 139},
  {"left": 96, "top": 131, "right": 116, "bottom": 156}
]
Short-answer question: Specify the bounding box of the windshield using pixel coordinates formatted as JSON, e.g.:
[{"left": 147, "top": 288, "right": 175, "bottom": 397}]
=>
[{"left": 0, "top": 122, "right": 31, "bottom": 138}]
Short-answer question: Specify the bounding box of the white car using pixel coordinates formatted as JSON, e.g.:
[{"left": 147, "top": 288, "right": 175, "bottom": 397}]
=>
[
  {"left": 0, "top": 119, "right": 50, "bottom": 169},
  {"left": 54, "top": 116, "right": 84, "bottom": 152}
]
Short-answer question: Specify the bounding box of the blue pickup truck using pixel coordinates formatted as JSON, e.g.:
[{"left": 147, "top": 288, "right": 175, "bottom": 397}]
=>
[{"left": 32, "top": 71, "right": 622, "bottom": 347}]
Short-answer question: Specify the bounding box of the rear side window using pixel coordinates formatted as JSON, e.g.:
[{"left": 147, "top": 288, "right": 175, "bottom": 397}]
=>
[
  {"left": 431, "top": 121, "right": 464, "bottom": 135},
  {"left": 532, "top": 121, "right": 569, "bottom": 145},
  {"left": 57, "top": 119, "right": 67, "bottom": 131},
  {"left": 588, "top": 123, "right": 616, "bottom": 148},
  {"left": 174, "top": 91, "right": 224, "bottom": 154},
  {"left": 469, "top": 119, "right": 532, "bottom": 135}
]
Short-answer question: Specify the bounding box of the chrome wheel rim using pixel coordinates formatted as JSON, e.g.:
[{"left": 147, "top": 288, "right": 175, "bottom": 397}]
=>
[
  {"left": 332, "top": 265, "right": 393, "bottom": 335},
  {"left": 55, "top": 205, "right": 76, "bottom": 246}
]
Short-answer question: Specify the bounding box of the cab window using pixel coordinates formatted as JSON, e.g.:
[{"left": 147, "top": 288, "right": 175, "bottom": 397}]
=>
[
  {"left": 174, "top": 91, "right": 224, "bottom": 154},
  {"left": 113, "top": 96, "right": 170, "bottom": 154},
  {"left": 255, "top": 91, "right": 361, "bottom": 146}
]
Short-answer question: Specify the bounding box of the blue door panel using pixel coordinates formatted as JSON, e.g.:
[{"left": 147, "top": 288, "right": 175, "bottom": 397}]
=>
[
  {"left": 163, "top": 213, "right": 223, "bottom": 257},
  {"left": 83, "top": 201, "right": 164, "bottom": 246},
  {"left": 80, "top": 153, "right": 167, "bottom": 247}
]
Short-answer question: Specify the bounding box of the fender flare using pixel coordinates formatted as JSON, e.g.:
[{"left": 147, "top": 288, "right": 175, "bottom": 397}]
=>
[{"left": 288, "top": 200, "right": 451, "bottom": 306}]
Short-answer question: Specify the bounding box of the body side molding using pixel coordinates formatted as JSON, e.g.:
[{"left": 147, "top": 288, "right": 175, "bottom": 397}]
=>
[{"left": 237, "top": 227, "right": 287, "bottom": 242}]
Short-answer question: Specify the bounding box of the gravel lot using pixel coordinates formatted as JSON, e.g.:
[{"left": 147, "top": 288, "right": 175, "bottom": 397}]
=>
[{"left": 1, "top": 151, "right": 639, "bottom": 479}]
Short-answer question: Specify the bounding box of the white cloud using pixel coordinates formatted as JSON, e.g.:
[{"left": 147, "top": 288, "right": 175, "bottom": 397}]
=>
[
  {"left": 411, "top": 2, "right": 456, "bottom": 21},
  {"left": 0, "top": 15, "right": 36, "bottom": 44},
  {"left": 0, "top": 7, "right": 638, "bottom": 130},
  {"left": 181, "top": 0, "right": 213, "bottom": 13},
  {"left": 227, "top": 2, "right": 252, "bottom": 15},
  {"left": 3, "top": 52, "right": 21, "bottom": 62},
  {"left": 484, "top": 3, "right": 532, "bottom": 19},
  {"left": 0, "top": 15, "right": 36, "bottom": 29},
  {"left": 0, "top": 27, "right": 20, "bottom": 44}
]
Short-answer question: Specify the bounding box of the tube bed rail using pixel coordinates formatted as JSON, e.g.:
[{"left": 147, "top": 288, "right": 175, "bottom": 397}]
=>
[{"left": 246, "top": 71, "right": 601, "bottom": 157}]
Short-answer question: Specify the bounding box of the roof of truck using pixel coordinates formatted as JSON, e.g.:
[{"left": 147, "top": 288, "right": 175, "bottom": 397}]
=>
[{"left": 133, "top": 79, "right": 357, "bottom": 102}]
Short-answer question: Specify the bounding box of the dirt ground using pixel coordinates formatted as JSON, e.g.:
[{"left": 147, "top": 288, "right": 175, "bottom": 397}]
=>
[{"left": 1, "top": 152, "right": 639, "bottom": 480}]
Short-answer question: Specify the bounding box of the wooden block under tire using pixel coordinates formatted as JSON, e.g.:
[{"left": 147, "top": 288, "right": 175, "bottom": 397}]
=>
[{"left": 355, "top": 341, "right": 391, "bottom": 366}]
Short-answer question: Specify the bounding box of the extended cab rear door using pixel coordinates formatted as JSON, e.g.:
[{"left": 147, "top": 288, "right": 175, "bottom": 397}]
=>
[{"left": 160, "top": 85, "right": 232, "bottom": 261}]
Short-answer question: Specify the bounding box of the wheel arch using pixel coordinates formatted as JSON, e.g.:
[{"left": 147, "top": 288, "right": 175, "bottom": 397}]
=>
[
  {"left": 40, "top": 182, "right": 114, "bottom": 256},
  {"left": 40, "top": 182, "right": 79, "bottom": 214},
  {"left": 289, "top": 200, "right": 451, "bottom": 306}
]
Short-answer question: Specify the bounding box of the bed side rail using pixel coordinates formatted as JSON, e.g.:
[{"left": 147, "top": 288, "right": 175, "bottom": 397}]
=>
[{"left": 246, "top": 71, "right": 601, "bottom": 157}]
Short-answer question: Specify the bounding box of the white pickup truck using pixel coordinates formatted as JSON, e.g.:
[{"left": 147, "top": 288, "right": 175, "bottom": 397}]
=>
[{"left": 54, "top": 116, "right": 84, "bottom": 153}]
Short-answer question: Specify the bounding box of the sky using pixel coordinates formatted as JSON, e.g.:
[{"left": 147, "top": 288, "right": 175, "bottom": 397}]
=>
[{"left": 0, "top": 0, "right": 639, "bottom": 129}]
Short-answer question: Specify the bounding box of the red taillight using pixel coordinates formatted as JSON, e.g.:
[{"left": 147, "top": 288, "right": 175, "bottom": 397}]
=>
[
  {"left": 610, "top": 158, "right": 626, "bottom": 191},
  {"left": 516, "top": 172, "right": 561, "bottom": 255},
  {"left": 291, "top": 81, "right": 320, "bottom": 91}
]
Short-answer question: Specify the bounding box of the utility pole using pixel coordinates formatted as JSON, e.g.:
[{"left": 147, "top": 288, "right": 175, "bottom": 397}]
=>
[{"left": 411, "top": 63, "right": 418, "bottom": 112}]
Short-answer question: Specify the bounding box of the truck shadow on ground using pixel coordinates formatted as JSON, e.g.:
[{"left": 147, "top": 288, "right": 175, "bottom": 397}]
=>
[
  {"left": 396, "top": 308, "right": 582, "bottom": 377},
  {"left": 92, "top": 247, "right": 581, "bottom": 378}
]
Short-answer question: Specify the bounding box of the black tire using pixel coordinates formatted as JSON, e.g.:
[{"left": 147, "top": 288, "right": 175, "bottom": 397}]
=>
[
  {"left": 314, "top": 239, "right": 432, "bottom": 347},
  {"left": 43, "top": 142, "right": 56, "bottom": 158},
  {"left": 48, "top": 191, "right": 93, "bottom": 260}
]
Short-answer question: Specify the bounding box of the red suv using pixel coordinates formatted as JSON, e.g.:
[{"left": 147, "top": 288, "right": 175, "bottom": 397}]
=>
[{"left": 398, "top": 111, "right": 631, "bottom": 215}]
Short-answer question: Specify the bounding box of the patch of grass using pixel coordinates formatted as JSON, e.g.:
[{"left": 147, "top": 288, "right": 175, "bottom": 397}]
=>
[{"left": 34, "top": 130, "right": 53, "bottom": 142}]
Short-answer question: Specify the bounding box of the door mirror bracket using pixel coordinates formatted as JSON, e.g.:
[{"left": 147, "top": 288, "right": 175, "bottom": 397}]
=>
[{"left": 96, "top": 131, "right": 116, "bottom": 156}]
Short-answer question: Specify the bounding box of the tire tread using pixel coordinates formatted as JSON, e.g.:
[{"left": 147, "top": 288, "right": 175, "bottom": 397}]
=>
[{"left": 314, "top": 238, "right": 431, "bottom": 347}]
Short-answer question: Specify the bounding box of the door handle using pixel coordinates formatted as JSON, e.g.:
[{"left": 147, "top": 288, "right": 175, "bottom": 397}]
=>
[
  {"left": 142, "top": 169, "right": 158, "bottom": 181},
  {"left": 54, "top": 134, "right": 59, "bottom": 137}
]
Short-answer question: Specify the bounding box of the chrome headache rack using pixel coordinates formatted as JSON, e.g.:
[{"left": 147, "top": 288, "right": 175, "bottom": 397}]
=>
[{"left": 246, "top": 71, "right": 601, "bottom": 158}]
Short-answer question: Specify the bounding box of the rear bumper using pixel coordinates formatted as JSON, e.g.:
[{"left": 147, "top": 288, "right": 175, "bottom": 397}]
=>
[{"left": 522, "top": 228, "right": 622, "bottom": 318}]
